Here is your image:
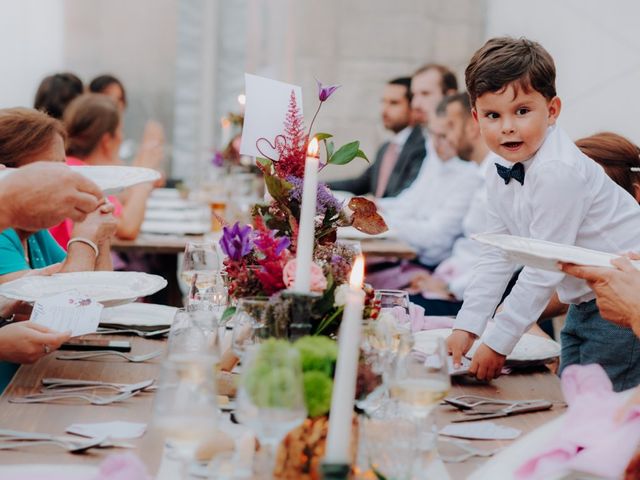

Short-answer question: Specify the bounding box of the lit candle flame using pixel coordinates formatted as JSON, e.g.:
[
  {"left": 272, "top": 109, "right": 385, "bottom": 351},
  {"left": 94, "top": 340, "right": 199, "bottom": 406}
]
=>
[
  {"left": 237, "top": 94, "right": 246, "bottom": 106},
  {"left": 221, "top": 117, "right": 231, "bottom": 128},
  {"left": 307, "top": 137, "right": 319, "bottom": 157},
  {"left": 349, "top": 255, "right": 364, "bottom": 289}
]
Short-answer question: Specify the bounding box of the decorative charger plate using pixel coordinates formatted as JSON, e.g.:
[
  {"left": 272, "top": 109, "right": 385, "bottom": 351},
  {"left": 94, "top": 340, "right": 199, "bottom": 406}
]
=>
[
  {"left": 101, "top": 302, "right": 178, "bottom": 327},
  {"left": 414, "top": 326, "right": 560, "bottom": 364},
  {"left": 473, "top": 233, "right": 640, "bottom": 272},
  {"left": 0, "top": 271, "right": 167, "bottom": 307}
]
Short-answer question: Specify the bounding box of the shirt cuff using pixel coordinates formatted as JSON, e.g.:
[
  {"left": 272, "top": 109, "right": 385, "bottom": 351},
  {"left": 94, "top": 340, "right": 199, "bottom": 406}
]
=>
[
  {"left": 453, "top": 313, "right": 485, "bottom": 338},
  {"left": 482, "top": 324, "right": 520, "bottom": 356}
]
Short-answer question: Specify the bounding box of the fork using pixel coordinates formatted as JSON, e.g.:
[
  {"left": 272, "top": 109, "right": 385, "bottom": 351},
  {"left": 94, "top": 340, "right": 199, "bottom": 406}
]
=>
[
  {"left": 95, "top": 327, "right": 170, "bottom": 337},
  {"left": 56, "top": 350, "right": 162, "bottom": 362},
  {"left": 42, "top": 378, "right": 155, "bottom": 394},
  {"left": 9, "top": 390, "right": 139, "bottom": 405},
  {"left": 0, "top": 435, "right": 108, "bottom": 454}
]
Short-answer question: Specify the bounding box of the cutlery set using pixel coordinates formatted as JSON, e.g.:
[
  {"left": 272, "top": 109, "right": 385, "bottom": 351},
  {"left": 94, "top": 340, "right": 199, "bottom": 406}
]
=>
[{"left": 443, "top": 394, "right": 554, "bottom": 422}]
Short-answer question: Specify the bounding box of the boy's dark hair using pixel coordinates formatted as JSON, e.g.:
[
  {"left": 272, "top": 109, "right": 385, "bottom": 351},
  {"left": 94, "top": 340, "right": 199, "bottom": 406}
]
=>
[
  {"left": 413, "top": 64, "right": 458, "bottom": 94},
  {"left": 388, "top": 77, "right": 412, "bottom": 102},
  {"left": 465, "top": 37, "right": 556, "bottom": 106},
  {"left": 34, "top": 72, "right": 84, "bottom": 120},
  {"left": 435, "top": 92, "right": 472, "bottom": 117}
]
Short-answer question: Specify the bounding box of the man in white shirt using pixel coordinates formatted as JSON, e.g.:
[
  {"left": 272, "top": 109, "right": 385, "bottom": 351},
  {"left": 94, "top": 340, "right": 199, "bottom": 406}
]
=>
[
  {"left": 408, "top": 92, "right": 493, "bottom": 314},
  {"left": 448, "top": 37, "right": 640, "bottom": 390},
  {"left": 329, "top": 77, "right": 425, "bottom": 198}
]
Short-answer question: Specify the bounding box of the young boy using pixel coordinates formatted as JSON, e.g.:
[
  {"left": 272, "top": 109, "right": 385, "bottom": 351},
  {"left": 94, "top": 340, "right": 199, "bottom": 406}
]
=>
[{"left": 446, "top": 37, "right": 640, "bottom": 391}]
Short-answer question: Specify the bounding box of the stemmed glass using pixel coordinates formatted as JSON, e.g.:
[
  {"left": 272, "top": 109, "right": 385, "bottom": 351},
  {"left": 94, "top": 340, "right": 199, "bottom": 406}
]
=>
[
  {"left": 230, "top": 297, "right": 270, "bottom": 360},
  {"left": 236, "top": 343, "right": 307, "bottom": 478},
  {"left": 151, "top": 355, "right": 219, "bottom": 479},
  {"left": 180, "top": 241, "right": 222, "bottom": 307},
  {"left": 374, "top": 289, "right": 410, "bottom": 314},
  {"left": 168, "top": 309, "right": 220, "bottom": 365}
]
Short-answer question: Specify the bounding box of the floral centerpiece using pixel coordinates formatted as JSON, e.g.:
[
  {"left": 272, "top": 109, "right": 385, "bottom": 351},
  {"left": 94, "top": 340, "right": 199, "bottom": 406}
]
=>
[{"left": 219, "top": 81, "right": 385, "bottom": 336}]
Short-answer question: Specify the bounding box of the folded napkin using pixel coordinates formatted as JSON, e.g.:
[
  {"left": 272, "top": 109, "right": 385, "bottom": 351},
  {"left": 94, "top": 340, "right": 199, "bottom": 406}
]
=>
[
  {"left": 516, "top": 364, "right": 640, "bottom": 479},
  {"left": 390, "top": 304, "right": 454, "bottom": 333},
  {"left": 92, "top": 454, "right": 151, "bottom": 480}
]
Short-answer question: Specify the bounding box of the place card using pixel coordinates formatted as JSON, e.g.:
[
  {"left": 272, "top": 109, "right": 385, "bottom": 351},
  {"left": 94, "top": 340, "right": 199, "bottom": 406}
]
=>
[
  {"left": 239, "top": 73, "right": 303, "bottom": 159},
  {"left": 30, "top": 290, "right": 102, "bottom": 337},
  {"left": 440, "top": 421, "right": 522, "bottom": 440},
  {"left": 66, "top": 420, "right": 147, "bottom": 440}
]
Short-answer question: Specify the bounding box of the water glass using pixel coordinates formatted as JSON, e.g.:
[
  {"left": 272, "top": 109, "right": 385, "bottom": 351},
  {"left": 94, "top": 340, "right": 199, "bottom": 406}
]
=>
[
  {"left": 374, "top": 289, "right": 410, "bottom": 314},
  {"left": 230, "top": 297, "right": 269, "bottom": 360},
  {"left": 168, "top": 309, "right": 220, "bottom": 362},
  {"left": 181, "top": 241, "right": 221, "bottom": 289}
]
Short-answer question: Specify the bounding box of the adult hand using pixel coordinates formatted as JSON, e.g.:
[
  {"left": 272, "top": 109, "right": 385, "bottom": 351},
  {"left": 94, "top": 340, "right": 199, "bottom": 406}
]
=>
[
  {"left": 71, "top": 201, "right": 118, "bottom": 246},
  {"left": 0, "top": 296, "right": 32, "bottom": 322},
  {"left": 446, "top": 329, "right": 476, "bottom": 369},
  {"left": 560, "top": 256, "right": 640, "bottom": 337},
  {"left": 0, "top": 162, "right": 103, "bottom": 230},
  {"left": 469, "top": 343, "right": 506, "bottom": 381},
  {"left": 0, "top": 322, "right": 70, "bottom": 364}
]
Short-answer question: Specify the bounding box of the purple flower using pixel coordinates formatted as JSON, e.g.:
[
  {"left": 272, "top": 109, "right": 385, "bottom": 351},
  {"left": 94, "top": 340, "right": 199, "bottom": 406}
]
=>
[
  {"left": 316, "top": 80, "right": 340, "bottom": 102},
  {"left": 287, "top": 176, "right": 343, "bottom": 215},
  {"left": 219, "top": 222, "right": 253, "bottom": 261},
  {"left": 212, "top": 151, "right": 224, "bottom": 167}
]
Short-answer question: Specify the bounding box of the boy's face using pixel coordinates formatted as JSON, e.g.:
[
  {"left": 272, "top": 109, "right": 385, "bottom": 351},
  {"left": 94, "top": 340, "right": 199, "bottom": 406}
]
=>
[{"left": 472, "top": 83, "right": 561, "bottom": 163}]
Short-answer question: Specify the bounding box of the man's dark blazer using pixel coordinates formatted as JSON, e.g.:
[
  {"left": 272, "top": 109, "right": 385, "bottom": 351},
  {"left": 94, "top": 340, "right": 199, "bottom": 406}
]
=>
[{"left": 328, "top": 126, "right": 426, "bottom": 197}]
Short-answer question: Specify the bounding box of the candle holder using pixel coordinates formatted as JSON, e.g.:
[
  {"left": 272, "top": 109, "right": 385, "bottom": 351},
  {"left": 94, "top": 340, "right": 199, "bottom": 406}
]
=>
[
  {"left": 320, "top": 462, "right": 351, "bottom": 480},
  {"left": 281, "top": 290, "right": 321, "bottom": 340}
]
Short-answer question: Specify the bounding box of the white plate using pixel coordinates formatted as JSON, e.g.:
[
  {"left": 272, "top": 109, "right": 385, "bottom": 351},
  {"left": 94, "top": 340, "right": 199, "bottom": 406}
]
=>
[
  {"left": 0, "top": 271, "right": 167, "bottom": 307},
  {"left": 0, "top": 464, "right": 98, "bottom": 479},
  {"left": 146, "top": 197, "right": 201, "bottom": 210},
  {"left": 337, "top": 226, "right": 395, "bottom": 240},
  {"left": 0, "top": 166, "right": 159, "bottom": 194},
  {"left": 144, "top": 207, "right": 209, "bottom": 222},
  {"left": 414, "top": 327, "right": 560, "bottom": 363},
  {"left": 101, "top": 303, "right": 178, "bottom": 327},
  {"left": 141, "top": 220, "right": 211, "bottom": 235},
  {"left": 151, "top": 188, "right": 182, "bottom": 199},
  {"left": 473, "top": 233, "right": 640, "bottom": 272}
]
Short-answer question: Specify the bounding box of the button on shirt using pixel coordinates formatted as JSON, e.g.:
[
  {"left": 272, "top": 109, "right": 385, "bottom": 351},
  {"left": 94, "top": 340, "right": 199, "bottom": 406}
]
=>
[
  {"left": 454, "top": 125, "right": 640, "bottom": 355},
  {"left": 382, "top": 144, "right": 481, "bottom": 266}
]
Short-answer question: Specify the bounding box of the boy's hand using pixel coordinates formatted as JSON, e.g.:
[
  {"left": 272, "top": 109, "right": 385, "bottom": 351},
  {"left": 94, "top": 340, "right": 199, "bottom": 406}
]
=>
[
  {"left": 469, "top": 343, "right": 506, "bottom": 381},
  {"left": 446, "top": 329, "right": 476, "bottom": 368}
]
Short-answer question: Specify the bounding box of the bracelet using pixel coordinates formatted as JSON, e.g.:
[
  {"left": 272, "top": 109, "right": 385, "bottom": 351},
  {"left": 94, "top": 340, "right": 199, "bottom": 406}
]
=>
[{"left": 67, "top": 237, "right": 99, "bottom": 257}]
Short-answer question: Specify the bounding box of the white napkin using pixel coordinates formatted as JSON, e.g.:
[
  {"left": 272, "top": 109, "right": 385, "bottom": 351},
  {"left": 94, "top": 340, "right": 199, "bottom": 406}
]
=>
[
  {"left": 66, "top": 421, "right": 147, "bottom": 439},
  {"left": 439, "top": 421, "right": 521, "bottom": 440}
]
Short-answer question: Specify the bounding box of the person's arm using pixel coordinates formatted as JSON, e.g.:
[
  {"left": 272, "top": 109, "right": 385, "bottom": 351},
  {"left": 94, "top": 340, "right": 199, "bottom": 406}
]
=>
[
  {"left": 0, "top": 162, "right": 102, "bottom": 231},
  {"left": 95, "top": 239, "right": 113, "bottom": 271},
  {"left": 64, "top": 203, "right": 118, "bottom": 271},
  {"left": 387, "top": 168, "right": 481, "bottom": 265},
  {"left": 115, "top": 183, "right": 154, "bottom": 240}
]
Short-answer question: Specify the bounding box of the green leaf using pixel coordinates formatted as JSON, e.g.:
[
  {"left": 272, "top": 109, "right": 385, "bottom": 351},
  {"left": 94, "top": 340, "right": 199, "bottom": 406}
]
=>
[
  {"left": 355, "top": 149, "right": 369, "bottom": 163},
  {"left": 256, "top": 157, "right": 272, "bottom": 169},
  {"left": 328, "top": 141, "right": 360, "bottom": 165},
  {"left": 264, "top": 174, "right": 292, "bottom": 203},
  {"left": 221, "top": 306, "right": 236, "bottom": 324},
  {"left": 326, "top": 140, "right": 335, "bottom": 159},
  {"left": 314, "top": 132, "right": 333, "bottom": 141}
]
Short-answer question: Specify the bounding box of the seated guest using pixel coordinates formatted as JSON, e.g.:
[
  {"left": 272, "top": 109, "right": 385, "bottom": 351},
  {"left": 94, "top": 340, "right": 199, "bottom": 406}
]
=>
[
  {"left": 329, "top": 77, "right": 425, "bottom": 197},
  {"left": 408, "top": 93, "right": 492, "bottom": 315},
  {"left": 89, "top": 74, "right": 165, "bottom": 171},
  {"left": 50, "top": 94, "right": 157, "bottom": 246},
  {"left": 0, "top": 108, "right": 117, "bottom": 282},
  {"left": 33, "top": 72, "right": 84, "bottom": 120}
]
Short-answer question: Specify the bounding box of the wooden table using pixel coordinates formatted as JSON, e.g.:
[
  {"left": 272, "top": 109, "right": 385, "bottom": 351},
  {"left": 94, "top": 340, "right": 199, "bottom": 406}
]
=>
[{"left": 0, "top": 337, "right": 563, "bottom": 478}]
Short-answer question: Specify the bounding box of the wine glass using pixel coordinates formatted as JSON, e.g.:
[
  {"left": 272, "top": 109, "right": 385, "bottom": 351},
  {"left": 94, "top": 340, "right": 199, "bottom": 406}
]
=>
[
  {"left": 236, "top": 342, "right": 307, "bottom": 478},
  {"left": 374, "top": 289, "right": 410, "bottom": 314},
  {"left": 151, "top": 355, "right": 219, "bottom": 479},
  {"left": 181, "top": 241, "right": 221, "bottom": 306},
  {"left": 230, "top": 297, "right": 269, "bottom": 360},
  {"left": 388, "top": 336, "right": 451, "bottom": 419},
  {"left": 168, "top": 309, "right": 220, "bottom": 364}
]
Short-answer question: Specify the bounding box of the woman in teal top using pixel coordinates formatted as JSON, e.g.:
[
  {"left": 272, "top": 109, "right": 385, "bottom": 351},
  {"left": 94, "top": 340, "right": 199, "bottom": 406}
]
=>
[{"left": 0, "top": 107, "right": 118, "bottom": 392}]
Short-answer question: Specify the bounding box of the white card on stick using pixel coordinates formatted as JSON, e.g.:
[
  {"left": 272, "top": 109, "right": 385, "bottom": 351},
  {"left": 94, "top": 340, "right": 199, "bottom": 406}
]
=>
[{"left": 239, "top": 73, "right": 304, "bottom": 159}]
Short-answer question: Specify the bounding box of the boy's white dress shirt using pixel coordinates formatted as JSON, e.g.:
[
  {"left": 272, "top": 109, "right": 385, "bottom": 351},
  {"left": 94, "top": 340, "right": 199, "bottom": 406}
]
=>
[
  {"left": 454, "top": 125, "right": 640, "bottom": 355},
  {"left": 383, "top": 149, "right": 481, "bottom": 266}
]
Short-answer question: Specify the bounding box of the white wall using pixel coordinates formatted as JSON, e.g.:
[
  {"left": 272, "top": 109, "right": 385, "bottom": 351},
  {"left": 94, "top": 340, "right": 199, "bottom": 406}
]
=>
[
  {"left": 0, "top": 0, "right": 64, "bottom": 108},
  {"left": 486, "top": 0, "right": 640, "bottom": 143}
]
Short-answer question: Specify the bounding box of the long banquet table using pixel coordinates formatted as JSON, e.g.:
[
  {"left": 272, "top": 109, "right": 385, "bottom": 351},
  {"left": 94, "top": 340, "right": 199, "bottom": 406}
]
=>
[{"left": 0, "top": 333, "right": 564, "bottom": 478}]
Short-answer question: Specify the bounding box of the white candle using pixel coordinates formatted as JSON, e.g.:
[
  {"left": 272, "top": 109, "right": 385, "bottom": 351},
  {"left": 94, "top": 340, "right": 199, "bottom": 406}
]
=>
[
  {"left": 325, "top": 255, "right": 365, "bottom": 464},
  {"left": 293, "top": 138, "right": 319, "bottom": 293},
  {"left": 237, "top": 94, "right": 246, "bottom": 115},
  {"left": 220, "top": 117, "right": 231, "bottom": 148}
]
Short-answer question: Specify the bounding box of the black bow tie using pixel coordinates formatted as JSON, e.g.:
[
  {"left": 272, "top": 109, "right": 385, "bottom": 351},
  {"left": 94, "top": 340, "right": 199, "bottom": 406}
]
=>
[{"left": 495, "top": 162, "right": 525, "bottom": 185}]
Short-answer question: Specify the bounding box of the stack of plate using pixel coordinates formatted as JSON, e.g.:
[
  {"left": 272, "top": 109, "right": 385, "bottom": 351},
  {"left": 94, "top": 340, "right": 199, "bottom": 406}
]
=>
[{"left": 142, "top": 189, "right": 211, "bottom": 235}]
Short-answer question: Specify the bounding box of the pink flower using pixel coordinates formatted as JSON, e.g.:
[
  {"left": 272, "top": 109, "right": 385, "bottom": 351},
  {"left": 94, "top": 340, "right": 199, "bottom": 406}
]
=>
[{"left": 283, "top": 259, "right": 328, "bottom": 292}]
